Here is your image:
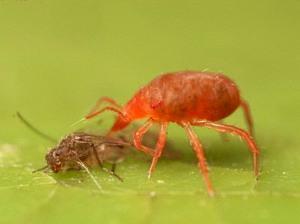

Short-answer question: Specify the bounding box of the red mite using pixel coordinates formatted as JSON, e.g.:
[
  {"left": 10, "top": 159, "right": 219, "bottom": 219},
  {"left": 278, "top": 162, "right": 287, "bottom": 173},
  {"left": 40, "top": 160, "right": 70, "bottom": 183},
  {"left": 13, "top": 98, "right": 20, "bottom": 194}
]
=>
[{"left": 84, "top": 71, "right": 260, "bottom": 196}]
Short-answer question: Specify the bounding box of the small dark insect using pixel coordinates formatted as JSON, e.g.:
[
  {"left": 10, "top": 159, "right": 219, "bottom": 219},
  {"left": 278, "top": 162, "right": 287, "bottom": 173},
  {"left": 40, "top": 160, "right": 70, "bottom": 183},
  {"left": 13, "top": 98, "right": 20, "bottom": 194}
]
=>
[
  {"left": 17, "top": 112, "right": 131, "bottom": 182},
  {"left": 43, "top": 132, "right": 131, "bottom": 181}
]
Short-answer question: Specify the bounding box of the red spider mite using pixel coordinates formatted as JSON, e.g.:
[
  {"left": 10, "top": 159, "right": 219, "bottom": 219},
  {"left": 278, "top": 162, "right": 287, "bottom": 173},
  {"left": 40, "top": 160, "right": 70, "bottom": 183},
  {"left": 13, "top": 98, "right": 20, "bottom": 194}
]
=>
[{"left": 83, "top": 71, "right": 260, "bottom": 196}]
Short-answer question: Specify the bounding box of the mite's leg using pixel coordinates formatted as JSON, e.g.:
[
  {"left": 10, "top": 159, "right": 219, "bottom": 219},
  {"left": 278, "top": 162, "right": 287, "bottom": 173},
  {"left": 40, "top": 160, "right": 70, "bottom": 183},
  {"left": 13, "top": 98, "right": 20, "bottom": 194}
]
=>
[
  {"left": 218, "top": 120, "right": 230, "bottom": 142},
  {"left": 182, "top": 122, "right": 215, "bottom": 196},
  {"left": 240, "top": 98, "right": 254, "bottom": 136},
  {"left": 193, "top": 121, "right": 260, "bottom": 176},
  {"left": 85, "top": 106, "right": 124, "bottom": 120},
  {"left": 147, "top": 122, "right": 168, "bottom": 179},
  {"left": 87, "top": 97, "right": 122, "bottom": 117},
  {"left": 133, "top": 119, "right": 155, "bottom": 156}
]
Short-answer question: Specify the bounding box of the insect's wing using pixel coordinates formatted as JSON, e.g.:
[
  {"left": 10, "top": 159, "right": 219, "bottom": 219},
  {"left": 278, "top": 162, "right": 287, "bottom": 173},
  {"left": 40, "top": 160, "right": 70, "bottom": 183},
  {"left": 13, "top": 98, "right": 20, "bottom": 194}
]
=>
[
  {"left": 95, "top": 138, "right": 132, "bottom": 148},
  {"left": 73, "top": 132, "right": 131, "bottom": 148}
]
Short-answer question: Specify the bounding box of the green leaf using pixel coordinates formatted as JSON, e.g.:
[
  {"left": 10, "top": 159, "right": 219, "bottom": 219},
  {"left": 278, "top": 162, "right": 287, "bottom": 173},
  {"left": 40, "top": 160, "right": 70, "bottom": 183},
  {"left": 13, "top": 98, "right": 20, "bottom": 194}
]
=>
[{"left": 1, "top": 0, "right": 300, "bottom": 223}]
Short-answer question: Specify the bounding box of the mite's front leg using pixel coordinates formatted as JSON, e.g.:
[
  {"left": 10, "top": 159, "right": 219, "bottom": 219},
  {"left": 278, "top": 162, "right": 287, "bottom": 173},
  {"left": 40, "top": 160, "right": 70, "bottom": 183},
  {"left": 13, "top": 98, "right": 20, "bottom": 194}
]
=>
[
  {"left": 147, "top": 122, "right": 168, "bottom": 179},
  {"left": 133, "top": 119, "right": 155, "bottom": 157}
]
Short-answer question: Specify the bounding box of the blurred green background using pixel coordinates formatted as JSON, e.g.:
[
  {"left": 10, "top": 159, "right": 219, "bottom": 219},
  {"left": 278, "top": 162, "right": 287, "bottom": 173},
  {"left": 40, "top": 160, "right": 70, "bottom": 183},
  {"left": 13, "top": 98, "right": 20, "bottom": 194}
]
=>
[{"left": 0, "top": 0, "right": 299, "bottom": 223}]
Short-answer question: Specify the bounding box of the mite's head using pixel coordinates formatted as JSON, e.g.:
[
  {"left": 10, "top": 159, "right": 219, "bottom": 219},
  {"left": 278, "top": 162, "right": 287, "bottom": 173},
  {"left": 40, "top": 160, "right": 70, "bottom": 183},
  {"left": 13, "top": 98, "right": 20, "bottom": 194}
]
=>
[{"left": 110, "top": 91, "right": 152, "bottom": 133}]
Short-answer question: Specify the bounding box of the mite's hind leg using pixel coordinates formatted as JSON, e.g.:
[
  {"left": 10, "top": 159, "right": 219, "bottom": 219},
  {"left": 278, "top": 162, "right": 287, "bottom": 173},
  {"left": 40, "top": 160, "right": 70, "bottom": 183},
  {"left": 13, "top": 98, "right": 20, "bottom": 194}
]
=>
[
  {"left": 87, "top": 97, "right": 122, "bottom": 117},
  {"left": 240, "top": 98, "right": 254, "bottom": 136},
  {"left": 182, "top": 122, "right": 215, "bottom": 196},
  {"left": 147, "top": 122, "right": 168, "bottom": 179},
  {"left": 193, "top": 121, "right": 260, "bottom": 177}
]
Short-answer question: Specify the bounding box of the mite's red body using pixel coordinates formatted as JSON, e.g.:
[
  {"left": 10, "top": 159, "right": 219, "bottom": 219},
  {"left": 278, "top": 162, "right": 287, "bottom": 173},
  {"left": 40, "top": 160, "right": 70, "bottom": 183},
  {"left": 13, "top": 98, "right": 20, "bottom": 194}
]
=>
[
  {"left": 112, "top": 72, "right": 241, "bottom": 129},
  {"left": 85, "top": 71, "right": 259, "bottom": 196}
]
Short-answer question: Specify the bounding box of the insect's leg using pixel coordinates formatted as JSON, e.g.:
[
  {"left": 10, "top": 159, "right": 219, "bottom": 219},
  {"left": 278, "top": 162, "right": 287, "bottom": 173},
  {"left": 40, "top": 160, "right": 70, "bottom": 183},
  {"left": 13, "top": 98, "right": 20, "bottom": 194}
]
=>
[
  {"left": 110, "top": 163, "right": 124, "bottom": 182},
  {"left": 87, "top": 97, "right": 122, "bottom": 117},
  {"left": 182, "top": 122, "right": 215, "bottom": 196},
  {"left": 111, "top": 163, "right": 116, "bottom": 173},
  {"left": 147, "top": 122, "right": 168, "bottom": 179},
  {"left": 85, "top": 106, "right": 124, "bottom": 120},
  {"left": 240, "top": 98, "right": 254, "bottom": 136},
  {"left": 193, "top": 120, "right": 260, "bottom": 177},
  {"left": 133, "top": 119, "right": 155, "bottom": 156},
  {"left": 91, "top": 146, "right": 123, "bottom": 182},
  {"left": 76, "top": 160, "right": 103, "bottom": 191},
  {"left": 92, "top": 146, "right": 104, "bottom": 168}
]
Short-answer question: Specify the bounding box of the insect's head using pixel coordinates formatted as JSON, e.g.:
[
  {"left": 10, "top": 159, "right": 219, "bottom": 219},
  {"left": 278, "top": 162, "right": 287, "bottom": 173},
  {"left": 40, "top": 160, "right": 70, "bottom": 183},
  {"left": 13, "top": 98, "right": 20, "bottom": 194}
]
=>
[
  {"left": 45, "top": 135, "right": 88, "bottom": 172},
  {"left": 46, "top": 149, "right": 64, "bottom": 172}
]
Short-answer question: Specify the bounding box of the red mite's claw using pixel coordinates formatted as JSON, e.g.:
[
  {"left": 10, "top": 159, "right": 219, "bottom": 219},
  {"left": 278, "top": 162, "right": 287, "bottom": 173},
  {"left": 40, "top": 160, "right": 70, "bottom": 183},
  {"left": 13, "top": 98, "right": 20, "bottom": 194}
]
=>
[
  {"left": 147, "top": 173, "right": 152, "bottom": 180},
  {"left": 208, "top": 189, "right": 215, "bottom": 197},
  {"left": 70, "top": 118, "right": 86, "bottom": 127}
]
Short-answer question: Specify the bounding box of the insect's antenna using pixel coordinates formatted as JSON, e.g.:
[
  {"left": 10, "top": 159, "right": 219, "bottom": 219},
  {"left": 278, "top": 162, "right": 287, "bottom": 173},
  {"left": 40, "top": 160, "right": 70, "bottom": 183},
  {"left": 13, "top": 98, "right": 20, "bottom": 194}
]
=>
[
  {"left": 76, "top": 160, "right": 103, "bottom": 192},
  {"left": 16, "top": 112, "right": 57, "bottom": 143},
  {"left": 32, "top": 165, "right": 49, "bottom": 173}
]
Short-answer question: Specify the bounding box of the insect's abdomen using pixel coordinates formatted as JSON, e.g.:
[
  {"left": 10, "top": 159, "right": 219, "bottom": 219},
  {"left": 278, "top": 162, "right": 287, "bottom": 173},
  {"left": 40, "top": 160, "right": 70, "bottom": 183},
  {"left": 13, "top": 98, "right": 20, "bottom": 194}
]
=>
[{"left": 144, "top": 71, "right": 241, "bottom": 122}]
